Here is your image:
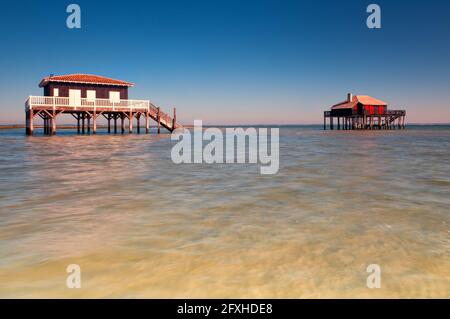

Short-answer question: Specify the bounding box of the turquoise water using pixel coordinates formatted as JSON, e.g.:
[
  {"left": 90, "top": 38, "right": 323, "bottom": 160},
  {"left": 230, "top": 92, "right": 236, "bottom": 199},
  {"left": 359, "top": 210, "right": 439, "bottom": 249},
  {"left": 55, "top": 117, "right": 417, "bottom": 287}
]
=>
[{"left": 0, "top": 126, "right": 449, "bottom": 298}]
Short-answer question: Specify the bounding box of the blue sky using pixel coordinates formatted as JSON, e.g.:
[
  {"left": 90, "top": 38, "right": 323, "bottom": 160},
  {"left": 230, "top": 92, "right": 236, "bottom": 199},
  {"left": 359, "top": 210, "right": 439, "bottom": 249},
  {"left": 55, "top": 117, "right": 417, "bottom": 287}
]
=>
[{"left": 0, "top": 0, "right": 449, "bottom": 124}]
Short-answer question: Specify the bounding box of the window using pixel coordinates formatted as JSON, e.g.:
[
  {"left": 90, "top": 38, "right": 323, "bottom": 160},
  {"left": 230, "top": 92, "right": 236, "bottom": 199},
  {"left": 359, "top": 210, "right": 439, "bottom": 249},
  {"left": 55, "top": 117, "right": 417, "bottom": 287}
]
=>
[
  {"left": 86, "top": 90, "right": 96, "bottom": 102},
  {"left": 109, "top": 91, "right": 120, "bottom": 102},
  {"left": 53, "top": 88, "right": 59, "bottom": 97}
]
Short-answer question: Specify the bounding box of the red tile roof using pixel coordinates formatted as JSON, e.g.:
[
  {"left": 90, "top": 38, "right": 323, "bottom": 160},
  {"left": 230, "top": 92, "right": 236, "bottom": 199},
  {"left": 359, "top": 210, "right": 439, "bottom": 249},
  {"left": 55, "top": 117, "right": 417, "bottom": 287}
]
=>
[
  {"left": 39, "top": 74, "right": 134, "bottom": 87},
  {"left": 356, "top": 95, "right": 387, "bottom": 106},
  {"left": 331, "top": 95, "right": 387, "bottom": 109}
]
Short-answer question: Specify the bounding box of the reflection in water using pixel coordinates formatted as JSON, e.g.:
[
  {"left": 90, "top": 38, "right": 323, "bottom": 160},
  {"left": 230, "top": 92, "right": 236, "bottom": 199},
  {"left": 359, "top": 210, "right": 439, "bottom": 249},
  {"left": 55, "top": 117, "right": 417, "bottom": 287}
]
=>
[{"left": 0, "top": 127, "right": 449, "bottom": 298}]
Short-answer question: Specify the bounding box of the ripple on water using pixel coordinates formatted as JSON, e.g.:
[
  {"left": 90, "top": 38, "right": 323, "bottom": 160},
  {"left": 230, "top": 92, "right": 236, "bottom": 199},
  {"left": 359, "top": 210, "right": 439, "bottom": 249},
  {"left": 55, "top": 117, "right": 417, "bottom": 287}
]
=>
[{"left": 0, "top": 127, "right": 450, "bottom": 297}]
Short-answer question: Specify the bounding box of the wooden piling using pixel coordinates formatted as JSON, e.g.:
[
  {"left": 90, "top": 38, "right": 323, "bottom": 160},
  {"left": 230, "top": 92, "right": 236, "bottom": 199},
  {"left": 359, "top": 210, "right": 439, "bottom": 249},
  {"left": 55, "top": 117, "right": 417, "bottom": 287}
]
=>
[
  {"left": 93, "top": 112, "right": 97, "bottom": 134},
  {"left": 136, "top": 113, "right": 141, "bottom": 134},
  {"left": 87, "top": 113, "right": 91, "bottom": 134},
  {"left": 157, "top": 107, "right": 161, "bottom": 134},
  {"left": 26, "top": 110, "right": 34, "bottom": 135},
  {"left": 129, "top": 111, "right": 133, "bottom": 133},
  {"left": 51, "top": 113, "right": 56, "bottom": 135},
  {"left": 172, "top": 107, "right": 177, "bottom": 131}
]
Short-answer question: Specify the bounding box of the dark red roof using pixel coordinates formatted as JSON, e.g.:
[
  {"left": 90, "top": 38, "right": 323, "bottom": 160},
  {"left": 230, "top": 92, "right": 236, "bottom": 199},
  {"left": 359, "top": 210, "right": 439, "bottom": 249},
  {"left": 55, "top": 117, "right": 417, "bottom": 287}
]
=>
[
  {"left": 331, "top": 95, "right": 387, "bottom": 109},
  {"left": 39, "top": 74, "right": 134, "bottom": 87}
]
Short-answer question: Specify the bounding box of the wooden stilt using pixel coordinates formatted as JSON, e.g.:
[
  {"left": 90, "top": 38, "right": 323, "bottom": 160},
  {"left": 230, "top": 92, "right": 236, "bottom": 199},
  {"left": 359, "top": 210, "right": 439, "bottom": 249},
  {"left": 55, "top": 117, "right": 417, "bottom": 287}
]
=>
[
  {"left": 121, "top": 114, "right": 125, "bottom": 134},
  {"left": 172, "top": 107, "right": 177, "bottom": 131},
  {"left": 323, "top": 113, "right": 326, "bottom": 130},
  {"left": 26, "top": 110, "right": 34, "bottom": 135},
  {"left": 330, "top": 117, "right": 334, "bottom": 130},
  {"left": 157, "top": 107, "right": 161, "bottom": 134},
  {"left": 93, "top": 112, "right": 97, "bottom": 134},
  {"left": 51, "top": 113, "right": 56, "bottom": 135},
  {"left": 108, "top": 115, "right": 111, "bottom": 133},
  {"left": 146, "top": 112, "right": 150, "bottom": 134},
  {"left": 82, "top": 113, "right": 85, "bottom": 134},
  {"left": 129, "top": 111, "right": 133, "bottom": 133},
  {"left": 136, "top": 113, "right": 140, "bottom": 134},
  {"left": 25, "top": 110, "right": 29, "bottom": 135},
  {"left": 114, "top": 114, "right": 118, "bottom": 134}
]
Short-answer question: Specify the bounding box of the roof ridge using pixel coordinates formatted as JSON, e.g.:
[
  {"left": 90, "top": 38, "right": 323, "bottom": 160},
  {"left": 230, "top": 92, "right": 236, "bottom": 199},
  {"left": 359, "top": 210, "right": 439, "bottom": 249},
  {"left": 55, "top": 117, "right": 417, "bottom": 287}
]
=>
[{"left": 39, "top": 73, "right": 134, "bottom": 87}]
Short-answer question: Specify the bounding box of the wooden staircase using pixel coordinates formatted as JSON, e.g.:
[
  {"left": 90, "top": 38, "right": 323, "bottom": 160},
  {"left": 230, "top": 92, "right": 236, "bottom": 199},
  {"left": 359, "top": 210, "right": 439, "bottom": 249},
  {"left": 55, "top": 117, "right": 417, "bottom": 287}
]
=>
[
  {"left": 385, "top": 110, "right": 406, "bottom": 127},
  {"left": 148, "top": 103, "right": 182, "bottom": 132}
]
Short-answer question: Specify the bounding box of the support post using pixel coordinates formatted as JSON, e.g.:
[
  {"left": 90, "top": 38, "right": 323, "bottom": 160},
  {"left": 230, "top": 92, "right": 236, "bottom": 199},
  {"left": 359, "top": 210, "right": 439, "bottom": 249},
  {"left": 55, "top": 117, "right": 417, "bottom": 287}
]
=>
[
  {"left": 108, "top": 115, "right": 111, "bottom": 134},
  {"left": 26, "top": 110, "right": 34, "bottom": 135},
  {"left": 82, "top": 113, "right": 85, "bottom": 134},
  {"left": 77, "top": 114, "right": 80, "bottom": 134},
  {"left": 337, "top": 117, "right": 341, "bottom": 130},
  {"left": 121, "top": 114, "right": 125, "bottom": 134},
  {"left": 93, "top": 112, "right": 97, "bottom": 134},
  {"left": 51, "top": 113, "right": 56, "bottom": 135},
  {"left": 114, "top": 114, "right": 118, "bottom": 134},
  {"left": 27, "top": 109, "right": 34, "bottom": 135},
  {"left": 146, "top": 112, "right": 150, "bottom": 134},
  {"left": 330, "top": 117, "right": 334, "bottom": 130},
  {"left": 172, "top": 107, "right": 177, "bottom": 131},
  {"left": 157, "top": 107, "right": 161, "bottom": 134},
  {"left": 129, "top": 111, "right": 133, "bottom": 133},
  {"left": 323, "top": 113, "right": 326, "bottom": 130},
  {"left": 136, "top": 113, "right": 140, "bottom": 134},
  {"left": 87, "top": 114, "right": 91, "bottom": 134}
]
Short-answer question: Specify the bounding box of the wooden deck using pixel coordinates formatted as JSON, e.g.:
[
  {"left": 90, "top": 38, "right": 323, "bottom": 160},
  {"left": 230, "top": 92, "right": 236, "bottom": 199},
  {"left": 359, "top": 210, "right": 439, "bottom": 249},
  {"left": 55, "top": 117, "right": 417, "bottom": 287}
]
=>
[
  {"left": 323, "top": 110, "right": 406, "bottom": 130},
  {"left": 25, "top": 96, "right": 182, "bottom": 135}
]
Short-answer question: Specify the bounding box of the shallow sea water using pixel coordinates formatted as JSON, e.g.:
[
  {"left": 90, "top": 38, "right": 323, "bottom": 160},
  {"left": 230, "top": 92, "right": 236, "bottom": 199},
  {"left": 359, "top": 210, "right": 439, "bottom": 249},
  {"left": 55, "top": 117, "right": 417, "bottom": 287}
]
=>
[{"left": 0, "top": 126, "right": 449, "bottom": 298}]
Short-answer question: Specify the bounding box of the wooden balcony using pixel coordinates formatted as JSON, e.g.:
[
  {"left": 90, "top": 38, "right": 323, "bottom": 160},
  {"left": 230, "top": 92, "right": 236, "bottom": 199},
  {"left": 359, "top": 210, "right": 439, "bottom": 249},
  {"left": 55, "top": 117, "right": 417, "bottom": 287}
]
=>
[
  {"left": 25, "top": 96, "right": 150, "bottom": 112},
  {"left": 25, "top": 96, "right": 182, "bottom": 135}
]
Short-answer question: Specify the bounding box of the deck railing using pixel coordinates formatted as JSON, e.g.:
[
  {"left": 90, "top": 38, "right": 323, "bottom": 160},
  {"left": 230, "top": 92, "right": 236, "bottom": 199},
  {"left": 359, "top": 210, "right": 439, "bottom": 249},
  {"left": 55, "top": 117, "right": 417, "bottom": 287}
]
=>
[
  {"left": 326, "top": 110, "right": 406, "bottom": 117},
  {"left": 25, "top": 96, "right": 150, "bottom": 111}
]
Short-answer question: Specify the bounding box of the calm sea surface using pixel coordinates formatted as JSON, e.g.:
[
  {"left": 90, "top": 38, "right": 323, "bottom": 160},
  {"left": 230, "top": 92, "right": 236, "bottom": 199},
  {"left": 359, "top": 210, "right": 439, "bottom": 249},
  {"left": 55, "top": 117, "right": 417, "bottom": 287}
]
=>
[{"left": 0, "top": 126, "right": 449, "bottom": 298}]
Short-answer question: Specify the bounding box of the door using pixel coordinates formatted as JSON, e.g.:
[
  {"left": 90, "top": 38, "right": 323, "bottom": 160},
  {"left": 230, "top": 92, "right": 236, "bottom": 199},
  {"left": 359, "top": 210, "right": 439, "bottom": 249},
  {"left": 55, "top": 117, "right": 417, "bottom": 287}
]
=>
[{"left": 69, "top": 89, "right": 81, "bottom": 106}]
